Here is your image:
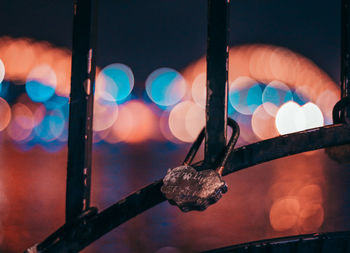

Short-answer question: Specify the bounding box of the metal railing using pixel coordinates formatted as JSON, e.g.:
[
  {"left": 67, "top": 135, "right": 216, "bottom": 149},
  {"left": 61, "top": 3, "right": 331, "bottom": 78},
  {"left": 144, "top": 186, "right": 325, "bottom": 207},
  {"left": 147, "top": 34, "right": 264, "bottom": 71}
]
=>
[{"left": 25, "top": 0, "right": 350, "bottom": 252}]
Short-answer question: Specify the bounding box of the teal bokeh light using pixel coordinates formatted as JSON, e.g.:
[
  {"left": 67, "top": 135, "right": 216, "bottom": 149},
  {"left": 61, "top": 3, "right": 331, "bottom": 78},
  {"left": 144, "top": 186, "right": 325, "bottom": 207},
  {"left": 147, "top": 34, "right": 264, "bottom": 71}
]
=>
[
  {"left": 26, "top": 80, "right": 56, "bottom": 102},
  {"left": 145, "top": 68, "right": 186, "bottom": 107},
  {"left": 97, "top": 63, "right": 134, "bottom": 103},
  {"left": 229, "top": 82, "right": 264, "bottom": 115},
  {"left": 262, "top": 81, "right": 293, "bottom": 107}
]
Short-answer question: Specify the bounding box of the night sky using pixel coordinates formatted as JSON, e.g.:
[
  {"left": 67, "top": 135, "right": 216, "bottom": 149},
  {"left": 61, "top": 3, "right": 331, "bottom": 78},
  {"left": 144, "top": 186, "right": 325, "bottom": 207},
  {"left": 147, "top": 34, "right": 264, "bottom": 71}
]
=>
[{"left": 0, "top": 0, "right": 341, "bottom": 83}]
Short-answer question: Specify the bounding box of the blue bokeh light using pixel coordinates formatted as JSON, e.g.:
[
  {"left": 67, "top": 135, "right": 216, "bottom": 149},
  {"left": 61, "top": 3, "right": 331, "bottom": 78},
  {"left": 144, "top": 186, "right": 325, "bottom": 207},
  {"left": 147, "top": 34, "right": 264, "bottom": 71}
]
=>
[
  {"left": 97, "top": 63, "right": 134, "bottom": 103},
  {"left": 26, "top": 79, "right": 56, "bottom": 102},
  {"left": 262, "top": 81, "right": 293, "bottom": 107},
  {"left": 34, "top": 109, "right": 65, "bottom": 142},
  {"left": 293, "top": 91, "right": 308, "bottom": 105},
  {"left": 145, "top": 68, "right": 186, "bottom": 107},
  {"left": 44, "top": 95, "right": 69, "bottom": 110},
  {"left": 229, "top": 82, "right": 264, "bottom": 115}
]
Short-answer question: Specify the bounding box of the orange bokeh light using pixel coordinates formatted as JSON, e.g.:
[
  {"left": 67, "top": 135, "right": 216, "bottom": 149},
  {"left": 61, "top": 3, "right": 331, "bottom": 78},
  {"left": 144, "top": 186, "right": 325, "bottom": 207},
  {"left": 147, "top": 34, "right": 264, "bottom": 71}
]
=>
[
  {"left": 122, "top": 100, "right": 157, "bottom": 143},
  {"left": 0, "top": 98, "right": 11, "bottom": 131},
  {"left": 182, "top": 44, "right": 339, "bottom": 118},
  {"left": 269, "top": 197, "right": 300, "bottom": 231},
  {"left": 0, "top": 37, "right": 72, "bottom": 96},
  {"left": 7, "top": 103, "right": 34, "bottom": 142},
  {"left": 251, "top": 103, "right": 279, "bottom": 140}
]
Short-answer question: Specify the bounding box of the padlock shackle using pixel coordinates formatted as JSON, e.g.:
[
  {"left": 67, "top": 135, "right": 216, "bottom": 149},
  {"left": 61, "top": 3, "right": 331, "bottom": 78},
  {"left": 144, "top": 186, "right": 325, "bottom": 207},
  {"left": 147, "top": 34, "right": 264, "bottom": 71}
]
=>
[
  {"left": 183, "top": 118, "right": 240, "bottom": 170},
  {"left": 183, "top": 128, "right": 205, "bottom": 165},
  {"left": 216, "top": 118, "right": 240, "bottom": 175}
]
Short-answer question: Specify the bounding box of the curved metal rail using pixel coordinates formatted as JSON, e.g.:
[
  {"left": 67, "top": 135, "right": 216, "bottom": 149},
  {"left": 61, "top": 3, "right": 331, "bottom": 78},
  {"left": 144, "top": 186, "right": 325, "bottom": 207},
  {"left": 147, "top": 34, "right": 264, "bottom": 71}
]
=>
[
  {"left": 202, "top": 231, "right": 350, "bottom": 253},
  {"left": 33, "top": 123, "right": 350, "bottom": 252}
]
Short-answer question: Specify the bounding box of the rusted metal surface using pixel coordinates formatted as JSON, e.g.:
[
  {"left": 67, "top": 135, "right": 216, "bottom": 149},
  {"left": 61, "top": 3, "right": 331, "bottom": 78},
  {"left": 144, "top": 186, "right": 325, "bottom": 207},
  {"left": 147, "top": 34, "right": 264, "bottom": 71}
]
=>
[
  {"left": 205, "top": 0, "right": 229, "bottom": 168},
  {"left": 66, "top": 0, "right": 98, "bottom": 222}
]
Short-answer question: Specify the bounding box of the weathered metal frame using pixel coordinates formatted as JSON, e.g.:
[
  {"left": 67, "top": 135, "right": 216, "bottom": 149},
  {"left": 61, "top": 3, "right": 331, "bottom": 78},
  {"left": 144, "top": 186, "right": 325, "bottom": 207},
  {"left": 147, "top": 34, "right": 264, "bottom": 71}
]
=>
[
  {"left": 25, "top": 0, "right": 350, "bottom": 252},
  {"left": 66, "top": 0, "right": 98, "bottom": 222}
]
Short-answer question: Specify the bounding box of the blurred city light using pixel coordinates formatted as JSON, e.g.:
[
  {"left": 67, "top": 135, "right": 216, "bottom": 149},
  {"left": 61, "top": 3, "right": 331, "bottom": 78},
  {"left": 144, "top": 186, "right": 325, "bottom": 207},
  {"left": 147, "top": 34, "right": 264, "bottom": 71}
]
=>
[
  {"left": 191, "top": 73, "right": 206, "bottom": 108},
  {"left": 262, "top": 80, "right": 293, "bottom": 116},
  {"left": 95, "top": 63, "right": 134, "bottom": 103},
  {"left": 25, "top": 65, "right": 57, "bottom": 102},
  {"left": 93, "top": 100, "right": 119, "bottom": 132},
  {"left": 169, "top": 101, "right": 196, "bottom": 143},
  {"left": 0, "top": 58, "right": 5, "bottom": 84},
  {"left": 251, "top": 103, "right": 279, "bottom": 140},
  {"left": 146, "top": 68, "right": 187, "bottom": 107},
  {"left": 0, "top": 97, "right": 11, "bottom": 131},
  {"left": 229, "top": 76, "right": 263, "bottom": 115},
  {"left": 276, "top": 101, "right": 324, "bottom": 135},
  {"left": 7, "top": 103, "right": 34, "bottom": 142}
]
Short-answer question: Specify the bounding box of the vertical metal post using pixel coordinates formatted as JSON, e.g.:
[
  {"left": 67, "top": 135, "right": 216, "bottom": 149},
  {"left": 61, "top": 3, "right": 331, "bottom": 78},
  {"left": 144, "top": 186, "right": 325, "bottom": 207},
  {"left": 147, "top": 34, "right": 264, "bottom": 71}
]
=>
[
  {"left": 342, "top": 0, "right": 350, "bottom": 98},
  {"left": 66, "top": 0, "right": 98, "bottom": 222},
  {"left": 205, "top": 0, "right": 230, "bottom": 167}
]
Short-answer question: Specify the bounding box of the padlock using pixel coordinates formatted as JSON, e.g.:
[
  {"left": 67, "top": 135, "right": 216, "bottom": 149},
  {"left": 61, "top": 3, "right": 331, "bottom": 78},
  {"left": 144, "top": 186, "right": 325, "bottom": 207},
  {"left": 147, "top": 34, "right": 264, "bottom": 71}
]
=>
[
  {"left": 326, "top": 97, "right": 350, "bottom": 163},
  {"left": 161, "top": 118, "right": 240, "bottom": 212}
]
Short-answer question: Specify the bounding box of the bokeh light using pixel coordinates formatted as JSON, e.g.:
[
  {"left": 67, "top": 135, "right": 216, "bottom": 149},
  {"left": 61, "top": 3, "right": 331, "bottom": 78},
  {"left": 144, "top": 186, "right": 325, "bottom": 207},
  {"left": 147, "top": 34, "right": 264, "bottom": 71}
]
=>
[
  {"left": 25, "top": 64, "right": 57, "bottom": 102},
  {"left": 0, "top": 98, "right": 11, "bottom": 131},
  {"left": 120, "top": 100, "right": 156, "bottom": 143},
  {"left": 182, "top": 44, "right": 339, "bottom": 119},
  {"left": 0, "top": 58, "right": 5, "bottom": 83},
  {"left": 44, "top": 95, "right": 69, "bottom": 110},
  {"left": 6, "top": 103, "right": 34, "bottom": 142},
  {"left": 185, "top": 102, "right": 205, "bottom": 140},
  {"left": 229, "top": 76, "right": 263, "bottom": 115},
  {"left": 191, "top": 73, "right": 206, "bottom": 108},
  {"left": 93, "top": 100, "right": 119, "bottom": 132},
  {"left": 316, "top": 89, "right": 338, "bottom": 124},
  {"left": 96, "top": 63, "right": 134, "bottom": 103},
  {"left": 146, "top": 68, "right": 187, "bottom": 107},
  {"left": 233, "top": 113, "right": 259, "bottom": 145},
  {"left": 34, "top": 109, "right": 65, "bottom": 142},
  {"left": 251, "top": 103, "right": 279, "bottom": 140},
  {"left": 99, "top": 100, "right": 156, "bottom": 143},
  {"left": 33, "top": 105, "right": 46, "bottom": 127},
  {"left": 102, "top": 104, "right": 133, "bottom": 144},
  {"left": 295, "top": 102, "right": 324, "bottom": 131},
  {"left": 275, "top": 101, "right": 301, "bottom": 135},
  {"left": 169, "top": 101, "right": 196, "bottom": 143},
  {"left": 262, "top": 80, "right": 293, "bottom": 116},
  {"left": 159, "top": 111, "right": 180, "bottom": 143},
  {"left": 269, "top": 197, "right": 300, "bottom": 231},
  {"left": 269, "top": 183, "right": 324, "bottom": 233},
  {"left": 48, "top": 109, "right": 66, "bottom": 140}
]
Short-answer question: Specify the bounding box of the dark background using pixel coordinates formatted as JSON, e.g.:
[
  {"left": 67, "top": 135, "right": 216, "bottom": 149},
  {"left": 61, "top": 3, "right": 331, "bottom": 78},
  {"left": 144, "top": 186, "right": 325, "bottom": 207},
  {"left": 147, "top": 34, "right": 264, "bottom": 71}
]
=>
[{"left": 0, "top": 0, "right": 340, "bottom": 83}]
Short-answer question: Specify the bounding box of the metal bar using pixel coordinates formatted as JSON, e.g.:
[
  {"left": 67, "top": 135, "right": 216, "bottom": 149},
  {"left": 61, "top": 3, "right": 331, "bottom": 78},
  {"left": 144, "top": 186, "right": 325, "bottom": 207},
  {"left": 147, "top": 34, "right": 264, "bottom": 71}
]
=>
[
  {"left": 341, "top": 0, "right": 350, "bottom": 98},
  {"left": 223, "top": 124, "right": 350, "bottom": 175},
  {"left": 66, "top": 0, "right": 98, "bottom": 222},
  {"left": 37, "top": 181, "right": 165, "bottom": 253},
  {"left": 205, "top": 0, "right": 230, "bottom": 167},
  {"left": 35, "top": 124, "right": 350, "bottom": 252},
  {"left": 202, "top": 231, "right": 350, "bottom": 253}
]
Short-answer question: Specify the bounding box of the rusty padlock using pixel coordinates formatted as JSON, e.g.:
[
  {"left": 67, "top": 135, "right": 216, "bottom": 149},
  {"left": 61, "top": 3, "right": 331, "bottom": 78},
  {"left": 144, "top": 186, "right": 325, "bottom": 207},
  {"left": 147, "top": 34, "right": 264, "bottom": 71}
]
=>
[{"left": 161, "top": 118, "right": 240, "bottom": 212}]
